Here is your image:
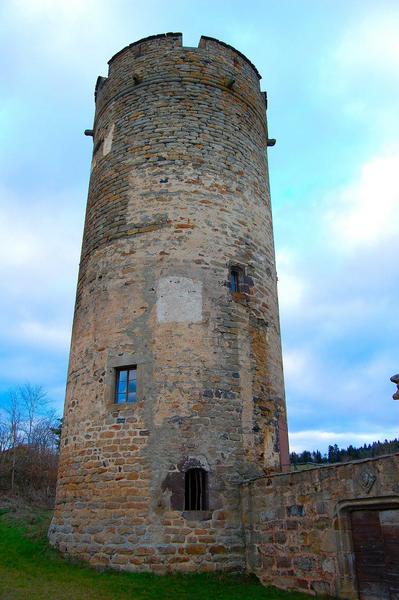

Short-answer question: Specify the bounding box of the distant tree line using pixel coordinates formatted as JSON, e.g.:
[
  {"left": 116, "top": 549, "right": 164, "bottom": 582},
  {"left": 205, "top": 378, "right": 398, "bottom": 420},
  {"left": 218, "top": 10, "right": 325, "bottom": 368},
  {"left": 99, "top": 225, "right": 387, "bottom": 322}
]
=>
[
  {"left": 0, "top": 384, "right": 61, "bottom": 505},
  {"left": 291, "top": 438, "right": 399, "bottom": 466}
]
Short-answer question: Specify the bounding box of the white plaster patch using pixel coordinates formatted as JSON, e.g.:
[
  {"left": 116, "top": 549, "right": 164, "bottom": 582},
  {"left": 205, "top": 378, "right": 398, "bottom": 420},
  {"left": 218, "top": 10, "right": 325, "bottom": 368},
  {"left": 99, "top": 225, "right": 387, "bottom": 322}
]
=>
[
  {"left": 157, "top": 277, "right": 202, "bottom": 323},
  {"left": 102, "top": 123, "right": 115, "bottom": 156}
]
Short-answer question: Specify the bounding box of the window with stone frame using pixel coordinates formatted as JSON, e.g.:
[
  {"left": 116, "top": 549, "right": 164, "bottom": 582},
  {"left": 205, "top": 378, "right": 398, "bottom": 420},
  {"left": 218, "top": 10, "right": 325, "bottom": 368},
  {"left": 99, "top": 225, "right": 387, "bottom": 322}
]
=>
[
  {"left": 229, "top": 265, "right": 244, "bottom": 293},
  {"left": 115, "top": 366, "right": 137, "bottom": 404},
  {"left": 185, "top": 468, "right": 208, "bottom": 510}
]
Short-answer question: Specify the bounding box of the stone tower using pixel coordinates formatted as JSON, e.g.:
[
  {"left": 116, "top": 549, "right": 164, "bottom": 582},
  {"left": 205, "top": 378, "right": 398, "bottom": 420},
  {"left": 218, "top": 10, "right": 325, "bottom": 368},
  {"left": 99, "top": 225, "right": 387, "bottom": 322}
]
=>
[{"left": 49, "top": 33, "right": 289, "bottom": 572}]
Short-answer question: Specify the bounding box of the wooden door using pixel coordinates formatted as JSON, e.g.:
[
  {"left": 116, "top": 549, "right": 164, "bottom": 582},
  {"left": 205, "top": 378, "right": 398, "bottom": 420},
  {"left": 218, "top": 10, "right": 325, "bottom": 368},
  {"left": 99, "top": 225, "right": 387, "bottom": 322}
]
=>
[
  {"left": 380, "top": 510, "right": 399, "bottom": 599},
  {"left": 351, "top": 509, "right": 399, "bottom": 600}
]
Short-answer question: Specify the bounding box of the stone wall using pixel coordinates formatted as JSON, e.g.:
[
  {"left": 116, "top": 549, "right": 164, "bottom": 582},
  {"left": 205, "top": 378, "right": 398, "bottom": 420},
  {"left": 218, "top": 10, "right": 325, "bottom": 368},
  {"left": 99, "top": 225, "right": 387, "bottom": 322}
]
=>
[
  {"left": 49, "top": 33, "right": 289, "bottom": 572},
  {"left": 242, "top": 453, "right": 399, "bottom": 597}
]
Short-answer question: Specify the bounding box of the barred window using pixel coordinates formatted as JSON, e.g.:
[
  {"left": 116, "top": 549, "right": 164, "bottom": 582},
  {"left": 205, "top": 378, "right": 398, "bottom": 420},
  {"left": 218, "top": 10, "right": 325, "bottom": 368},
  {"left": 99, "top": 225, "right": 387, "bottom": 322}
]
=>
[{"left": 185, "top": 468, "right": 208, "bottom": 510}]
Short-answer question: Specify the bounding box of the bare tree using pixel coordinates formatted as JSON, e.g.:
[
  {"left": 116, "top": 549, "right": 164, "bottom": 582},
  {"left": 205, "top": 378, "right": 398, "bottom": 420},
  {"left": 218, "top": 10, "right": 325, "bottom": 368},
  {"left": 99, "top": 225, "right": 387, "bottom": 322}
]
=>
[
  {"left": 0, "top": 416, "right": 10, "bottom": 473},
  {"left": 0, "top": 383, "right": 61, "bottom": 503},
  {"left": 7, "top": 389, "right": 23, "bottom": 492},
  {"left": 31, "top": 410, "right": 59, "bottom": 453},
  {"left": 19, "top": 383, "right": 48, "bottom": 445}
]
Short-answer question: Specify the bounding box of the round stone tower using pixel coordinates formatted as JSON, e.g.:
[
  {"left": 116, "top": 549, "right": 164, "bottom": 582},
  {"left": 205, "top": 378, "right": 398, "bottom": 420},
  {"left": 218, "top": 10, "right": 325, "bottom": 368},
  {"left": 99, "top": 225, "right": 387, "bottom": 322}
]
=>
[{"left": 49, "top": 33, "right": 289, "bottom": 572}]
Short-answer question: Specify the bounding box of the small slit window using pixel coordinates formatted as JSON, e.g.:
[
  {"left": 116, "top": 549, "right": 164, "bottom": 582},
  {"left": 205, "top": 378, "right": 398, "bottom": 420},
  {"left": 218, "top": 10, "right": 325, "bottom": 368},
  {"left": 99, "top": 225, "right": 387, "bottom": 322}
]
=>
[
  {"left": 230, "top": 266, "right": 243, "bottom": 292},
  {"left": 115, "top": 366, "right": 137, "bottom": 404},
  {"left": 185, "top": 468, "right": 208, "bottom": 510}
]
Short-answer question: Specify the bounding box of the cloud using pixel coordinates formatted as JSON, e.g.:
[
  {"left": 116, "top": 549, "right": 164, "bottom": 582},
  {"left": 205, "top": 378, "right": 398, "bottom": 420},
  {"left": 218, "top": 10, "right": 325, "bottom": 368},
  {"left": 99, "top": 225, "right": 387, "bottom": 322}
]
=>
[
  {"left": 283, "top": 347, "right": 322, "bottom": 397},
  {"left": 276, "top": 147, "right": 399, "bottom": 445},
  {"left": 334, "top": 12, "right": 399, "bottom": 77},
  {"left": 17, "top": 320, "right": 71, "bottom": 351},
  {"left": 0, "top": 185, "right": 82, "bottom": 268},
  {"left": 0, "top": 184, "right": 83, "bottom": 349},
  {"left": 326, "top": 152, "right": 399, "bottom": 250},
  {"left": 320, "top": 9, "right": 399, "bottom": 139},
  {"left": 0, "top": 353, "right": 62, "bottom": 388},
  {"left": 3, "top": 0, "right": 118, "bottom": 68},
  {"left": 276, "top": 250, "right": 306, "bottom": 312},
  {"left": 289, "top": 427, "right": 399, "bottom": 454},
  {"left": 0, "top": 182, "right": 81, "bottom": 411}
]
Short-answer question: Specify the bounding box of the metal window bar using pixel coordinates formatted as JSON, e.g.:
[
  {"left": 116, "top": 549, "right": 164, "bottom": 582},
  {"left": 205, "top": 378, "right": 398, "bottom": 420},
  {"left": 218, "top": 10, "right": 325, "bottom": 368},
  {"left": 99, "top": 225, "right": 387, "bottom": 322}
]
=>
[
  {"left": 185, "top": 470, "right": 190, "bottom": 510},
  {"left": 185, "top": 468, "right": 207, "bottom": 510},
  {"left": 196, "top": 469, "right": 200, "bottom": 509}
]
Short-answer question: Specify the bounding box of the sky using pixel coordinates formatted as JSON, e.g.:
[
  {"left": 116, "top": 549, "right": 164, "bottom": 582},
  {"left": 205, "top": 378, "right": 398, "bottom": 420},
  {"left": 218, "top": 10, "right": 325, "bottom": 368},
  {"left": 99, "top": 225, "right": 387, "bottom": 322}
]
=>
[{"left": 0, "top": 0, "right": 398, "bottom": 453}]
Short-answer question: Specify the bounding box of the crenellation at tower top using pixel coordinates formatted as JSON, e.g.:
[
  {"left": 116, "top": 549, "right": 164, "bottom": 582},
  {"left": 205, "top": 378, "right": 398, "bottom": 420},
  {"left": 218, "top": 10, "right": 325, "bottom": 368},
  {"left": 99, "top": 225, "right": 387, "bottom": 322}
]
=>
[
  {"left": 107, "top": 33, "right": 261, "bottom": 79},
  {"left": 95, "top": 34, "right": 265, "bottom": 123}
]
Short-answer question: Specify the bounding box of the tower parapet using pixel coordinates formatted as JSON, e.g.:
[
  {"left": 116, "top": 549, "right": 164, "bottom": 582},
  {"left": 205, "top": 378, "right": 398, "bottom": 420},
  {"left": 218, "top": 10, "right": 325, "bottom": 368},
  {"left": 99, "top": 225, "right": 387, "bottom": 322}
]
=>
[{"left": 50, "top": 33, "right": 289, "bottom": 573}]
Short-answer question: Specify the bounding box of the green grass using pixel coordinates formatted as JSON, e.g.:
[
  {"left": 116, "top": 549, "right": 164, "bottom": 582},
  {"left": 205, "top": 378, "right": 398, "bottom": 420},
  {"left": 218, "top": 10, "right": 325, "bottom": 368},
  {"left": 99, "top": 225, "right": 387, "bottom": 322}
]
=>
[{"left": 0, "top": 507, "right": 311, "bottom": 600}]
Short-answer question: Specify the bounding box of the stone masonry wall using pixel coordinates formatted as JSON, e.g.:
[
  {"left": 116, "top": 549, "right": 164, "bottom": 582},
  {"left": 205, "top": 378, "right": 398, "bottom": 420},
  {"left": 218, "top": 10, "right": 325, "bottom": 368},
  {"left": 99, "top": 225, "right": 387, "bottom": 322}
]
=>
[
  {"left": 242, "top": 453, "right": 399, "bottom": 597},
  {"left": 49, "top": 33, "right": 289, "bottom": 573}
]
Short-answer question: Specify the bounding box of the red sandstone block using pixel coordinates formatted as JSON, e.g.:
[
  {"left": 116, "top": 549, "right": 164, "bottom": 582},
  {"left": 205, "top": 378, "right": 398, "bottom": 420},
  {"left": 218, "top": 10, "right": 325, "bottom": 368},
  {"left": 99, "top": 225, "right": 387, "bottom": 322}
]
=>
[
  {"left": 172, "top": 556, "right": 190, "bottom": 564},
  {"left": 129, "top": 557, "right": 144, "bottom": 565},
  {"left": 135, "top": 547, "right": 155, "bottom": 556},
  {"left": 209, "top": 545, "right": 227, "bottom": 554},
  {"left": 164, "top": 527, "right": 191, "bottom": 534},
  {"left": 186, "top": 544, "right": 206, "bottom": 555},
  {"left": 112, "top": 555, "right": 129, "bottom": 564},
  {"left": 88, "top": 554, "right": 109, "bottom": 566},
  {"left": 158, "top": 545, "right": 177, "bottom": 555},
  {"left": 198, "top": 536, "right": 215, "bottom": 543},
  {"left": 213, "top": 510, "right": 226, "bottom": 521}
]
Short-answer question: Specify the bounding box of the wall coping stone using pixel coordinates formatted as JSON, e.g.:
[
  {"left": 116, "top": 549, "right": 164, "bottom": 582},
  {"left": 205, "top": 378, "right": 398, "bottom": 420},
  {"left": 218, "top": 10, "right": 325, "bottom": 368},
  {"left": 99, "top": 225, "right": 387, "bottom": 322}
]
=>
[{"left": 241, "top": 451, "right": 399, "bottom": 485}]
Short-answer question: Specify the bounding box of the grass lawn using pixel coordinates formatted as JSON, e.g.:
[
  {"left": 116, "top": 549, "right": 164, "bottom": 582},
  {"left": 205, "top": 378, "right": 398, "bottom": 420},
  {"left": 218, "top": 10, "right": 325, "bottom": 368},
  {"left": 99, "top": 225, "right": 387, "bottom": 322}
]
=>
[{"left": 0, "top": 505, "right": 312, "bottom": 600}]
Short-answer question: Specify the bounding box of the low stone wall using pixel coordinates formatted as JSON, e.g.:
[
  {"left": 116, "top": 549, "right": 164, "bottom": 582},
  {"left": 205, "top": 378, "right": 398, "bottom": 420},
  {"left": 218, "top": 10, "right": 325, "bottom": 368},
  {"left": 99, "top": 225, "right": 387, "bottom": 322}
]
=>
[{"left": 242, "top": 453, "right": 399, "bottom": 598}]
